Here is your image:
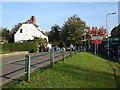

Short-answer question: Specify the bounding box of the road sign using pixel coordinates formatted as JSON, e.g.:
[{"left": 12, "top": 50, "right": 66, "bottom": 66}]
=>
[
  {"left": 92, "top": 40, "right": 102, "bottom": 44},
  {"left": 91, "top": 36, "right": 102, "bottom": 40}
]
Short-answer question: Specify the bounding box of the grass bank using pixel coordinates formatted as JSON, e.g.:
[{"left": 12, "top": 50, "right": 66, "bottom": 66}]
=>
[{"left": 3, "top": 52, "right": 120, "bottom": 88}]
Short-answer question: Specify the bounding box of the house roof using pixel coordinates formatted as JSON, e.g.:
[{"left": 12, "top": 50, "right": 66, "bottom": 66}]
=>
[
  {"left": 32, "top": 22, "right": 46, "bottom": 35},
  {"left": 15, "top": 16, "right": 47, "bottom": 36}
]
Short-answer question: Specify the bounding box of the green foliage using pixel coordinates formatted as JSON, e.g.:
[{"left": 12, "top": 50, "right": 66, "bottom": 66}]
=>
[
  {"left": 33, "top": 37, "right": 47, "bottom": 44},
  {"left": 11, "top": 23, "right": 22, "bottom": 34},
  {"left": 50, "top": 41, "right": 59, "bottom": 47},
  {"left": 61, "top": 15, "right": 86, "bottom": 46},
  {"left": 33, "top": 37, "right": 47, "bottom": 52},
  {"left": 0, "top": 28, "right": 10, "bottom": 43},
  {"left": 2, "top": 42, "right": 39, "bottom": 52},
  {"left": 48, "top": 24, "right": 61, "bottom": 43}
]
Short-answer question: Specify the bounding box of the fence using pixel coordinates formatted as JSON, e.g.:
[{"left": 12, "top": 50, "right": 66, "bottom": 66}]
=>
[{"left": 0, "top": 46, "right": 86, "bottom": 85}]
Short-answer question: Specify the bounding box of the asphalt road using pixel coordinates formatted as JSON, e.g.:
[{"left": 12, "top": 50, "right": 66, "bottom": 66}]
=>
[{"left": 1, "top": 51, "right": 70, "bottom": 87}]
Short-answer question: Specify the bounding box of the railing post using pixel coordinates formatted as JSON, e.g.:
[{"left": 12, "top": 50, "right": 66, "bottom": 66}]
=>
[
  {"left": 82, "top": 46, "right": 83, "bottom": 52},
  {"left": 84, "top": 46, "right": 86, "bottom": 52},
  {"left": 62, "top": 49, "right": 65, "bottom": 61},
  {"left": 75, "top": 46, "right": 77, "bottom": 54},
  {"left": 83, "top": 46, "right": 85, "bottom": 52},
  {"left": 80, "top": 46, "right": 82, "bottom": 52},
  {"left": 48, "top": 48, "right": 50, "bottom": 52},
  {"left": 78, "top": 46, "right": 80, "bottom": 52},
  {"left": 50, "top": 49, "right": 54, "bottom": 67},
  {"left": 25, "top": 55, "right": 31, "bottom": 82},
  {"left": 70, "top": 48, "right": 72, "bottom": 57}
]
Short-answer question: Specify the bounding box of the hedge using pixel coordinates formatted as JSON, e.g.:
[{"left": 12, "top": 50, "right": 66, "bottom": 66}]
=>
[{"left": 2, "top": 42, "right": 39, "bottom": 52}]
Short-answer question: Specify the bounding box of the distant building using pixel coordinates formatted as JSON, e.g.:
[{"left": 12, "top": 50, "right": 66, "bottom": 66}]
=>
[
  {"left": 14, "top": 16, "right": 48, "bottom": 43},
  {"left": 118, "top": 1, "right": 120, "bottom": 24}
]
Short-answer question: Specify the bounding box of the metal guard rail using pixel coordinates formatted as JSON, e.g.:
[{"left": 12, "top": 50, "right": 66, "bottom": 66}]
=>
[
  {"left": 0, "top": 58, "right": 27, "bottom": 66},
  {"left": 1, "top": 47, "right": 80, "bottom": 85},
  {"left": 31, "top": 52, "right": 50, "bottom": 59}
]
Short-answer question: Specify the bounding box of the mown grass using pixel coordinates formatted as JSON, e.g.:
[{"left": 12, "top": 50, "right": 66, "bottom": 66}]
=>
[{"left": 3, "top": 52, "right": 120, "bottom": 88}]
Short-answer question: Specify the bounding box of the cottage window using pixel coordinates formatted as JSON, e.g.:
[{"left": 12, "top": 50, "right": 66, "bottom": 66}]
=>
[{"left": 20, "top": 29, "right": 22, "bottom": 33}]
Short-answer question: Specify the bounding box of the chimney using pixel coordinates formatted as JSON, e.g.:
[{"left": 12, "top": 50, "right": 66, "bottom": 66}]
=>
[{"left": 31, "top": 16, "right": 36, "bottom": 24}]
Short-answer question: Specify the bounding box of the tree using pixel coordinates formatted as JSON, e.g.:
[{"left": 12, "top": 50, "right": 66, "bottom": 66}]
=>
[
  {"left": 9, "top": 23, "right": 22, "bottom": 43},
  {"left": 11, "top": 23, "right": 22, "bottom": 34},
  {"left": 0, "top": 28, "right": 10, "bottom": 43},
  {"left": 47, "top": 25, "right": 61, "bottom": 46},
  {"left": 33, "top": 37, "right": 47, "bottom": 52},
  {"left": 111, "top": 24, "right": 120, "bottom": 38},
  {"left": 58, "top": 41, "right": 67, "bottom": 48},
  {"left": 110, "top": 24, "right": 120, "bottom": 55},
  {"left": 48, "top": 24, "right": 61, "bottom": 46},
  {"left": 1, "top": 28, "right": 9, "bottom": 40},
  {"left": 86, "top": 26, "right": 107, "bottom": 39},
  {"left": 61, "top": 15, "right": 86, "bottom": 46}
]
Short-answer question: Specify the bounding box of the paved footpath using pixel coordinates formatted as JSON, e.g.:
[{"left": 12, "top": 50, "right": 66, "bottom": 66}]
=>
[{"left": 1, "top": 51, "right": 70, "bottom": 87}]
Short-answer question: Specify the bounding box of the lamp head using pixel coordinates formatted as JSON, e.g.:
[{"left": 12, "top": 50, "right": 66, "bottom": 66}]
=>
[
  {"left": 108, "top": 12, "right": 116, "bottom": 15},
  {"left": 111, "top": 12, "right": 116, "bottom": 14}
]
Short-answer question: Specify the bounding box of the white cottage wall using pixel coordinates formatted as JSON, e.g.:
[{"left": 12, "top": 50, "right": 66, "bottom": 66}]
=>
[{"left": 14, "top": 24, "right": 48, "bottom": 42}]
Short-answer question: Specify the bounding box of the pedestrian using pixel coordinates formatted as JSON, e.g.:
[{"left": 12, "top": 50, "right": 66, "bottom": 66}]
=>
[{"left": 63, "top": 47, "right": 66, "bottom": 51}]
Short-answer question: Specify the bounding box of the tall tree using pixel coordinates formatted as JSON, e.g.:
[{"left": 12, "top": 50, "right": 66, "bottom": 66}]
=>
[
  {"left": 48, "top": 24, "right": 61, "bottom": 44},
  {"left": 61, "top": 15, "right": 86, "bottom": 46}
]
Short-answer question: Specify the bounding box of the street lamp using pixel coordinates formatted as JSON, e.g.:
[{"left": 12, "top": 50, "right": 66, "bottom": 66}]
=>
[{"left": 106, "top": 12, "right": 116, "bottom": 59}]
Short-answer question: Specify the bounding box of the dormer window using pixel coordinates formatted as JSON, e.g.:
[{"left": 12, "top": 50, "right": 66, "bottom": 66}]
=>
[{"left": 20, "top": 29, "right": 22, "bottom": 33}]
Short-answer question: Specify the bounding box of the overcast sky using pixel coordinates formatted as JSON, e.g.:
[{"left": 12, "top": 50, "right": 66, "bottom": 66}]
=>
[{"left": 2, "top": 1, "right": 118, "bottom": 34}]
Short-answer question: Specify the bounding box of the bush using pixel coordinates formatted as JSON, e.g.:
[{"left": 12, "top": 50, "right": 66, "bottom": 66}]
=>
[{"left": 2, "top": 42, "right": 39, "bottom": 52}]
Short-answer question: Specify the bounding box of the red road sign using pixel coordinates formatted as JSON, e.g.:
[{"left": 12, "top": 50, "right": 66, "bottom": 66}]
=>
[{"left": 92, "top": 40, "right": 102, "bottom": 44}]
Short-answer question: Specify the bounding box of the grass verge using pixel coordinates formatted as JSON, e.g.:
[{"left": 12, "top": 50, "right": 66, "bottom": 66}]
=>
[
  {"left": 0, "top": 51, "right": 27, "bottom": 54},
  {"left": 3, "top": 52, "right": 120, "bottom": 88}
]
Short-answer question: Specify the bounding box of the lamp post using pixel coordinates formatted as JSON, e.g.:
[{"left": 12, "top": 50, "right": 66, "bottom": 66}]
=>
[{"left": 106, "top": 12, "right": 116, "bottom": 59}]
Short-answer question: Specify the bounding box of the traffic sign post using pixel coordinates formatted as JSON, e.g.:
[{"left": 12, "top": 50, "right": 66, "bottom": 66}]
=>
[
  {"left": 92, "top": 36, "right": 103, "bottom": 55},
  {"left": 92, "top": 40, "right": 102, "bottom": 55}
]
